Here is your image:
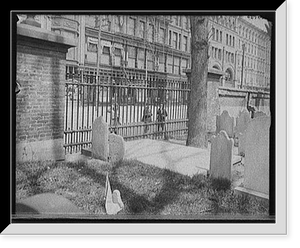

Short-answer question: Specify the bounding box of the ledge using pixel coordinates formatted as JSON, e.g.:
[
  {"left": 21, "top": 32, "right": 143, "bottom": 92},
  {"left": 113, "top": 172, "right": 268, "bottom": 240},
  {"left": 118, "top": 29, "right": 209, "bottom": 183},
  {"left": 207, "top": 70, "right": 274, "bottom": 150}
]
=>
[{"left": 17, "top": 23, "right": 76, "bottom": 49}]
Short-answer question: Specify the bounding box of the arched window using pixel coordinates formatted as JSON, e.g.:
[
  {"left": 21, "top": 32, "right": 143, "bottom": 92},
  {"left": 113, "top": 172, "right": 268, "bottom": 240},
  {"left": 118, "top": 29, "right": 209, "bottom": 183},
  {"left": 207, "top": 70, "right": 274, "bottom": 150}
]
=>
[{"left": 213, "top": 64, "right": 221, "bottom": 70}]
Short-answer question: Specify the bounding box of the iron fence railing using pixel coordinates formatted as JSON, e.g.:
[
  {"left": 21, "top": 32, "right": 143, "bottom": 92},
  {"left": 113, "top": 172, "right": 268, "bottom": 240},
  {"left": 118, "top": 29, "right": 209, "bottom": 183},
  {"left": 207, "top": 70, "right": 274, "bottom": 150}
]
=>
[{"left": 64, "top": 65, "right": 190, "bottom": 153}]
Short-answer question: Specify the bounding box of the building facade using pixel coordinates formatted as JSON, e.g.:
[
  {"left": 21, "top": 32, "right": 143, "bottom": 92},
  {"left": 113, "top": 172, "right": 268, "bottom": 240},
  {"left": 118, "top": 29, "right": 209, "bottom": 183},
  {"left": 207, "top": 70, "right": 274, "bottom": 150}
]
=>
[
  {"left": 17, "top": 14, "right": 271, "bottom": 89},
  {"left": 207, "top": 15, "right": 271, "bottom": 90}
]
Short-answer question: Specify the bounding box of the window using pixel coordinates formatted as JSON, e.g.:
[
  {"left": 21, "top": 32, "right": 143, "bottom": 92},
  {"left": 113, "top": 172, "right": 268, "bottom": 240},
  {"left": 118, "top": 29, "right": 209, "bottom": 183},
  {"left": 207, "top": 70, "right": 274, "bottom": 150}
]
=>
[
  {"left": 147, "top": 51, "right": 154, "bottom": 71},
  {"left": 174, "top": 57, "right": 180, "bottom": 74},
  {"left": 173, "top": 32, "right": 178, "bottom": 49},
  {"left": 101, "top": 46, "right": 110, "bottom": 65},
  {"left": 137, "top": 49, "right": 145, "bottom": 69},
  {"left": 128, "top": 17, "right": 136, "bottom": 36},
  {"left": 158, "top": 53, "right": 165, "bottom": 72},
  {"left": 216, "top": 30, "right": 219, "bottom": 41},
  {"left": 127, "top": 46, "right": 136, "bottom": 68},
  {"left": 114, "top": 48, "right": 122, "bottom": 66},
  {"left": 220, "top": 31, "right": 222, "bottom": 42},
  {"left": 169, "top": 30, "right": 172, "bottom": 46},
  {"left": 218, "top": 49, "right": 222, "bottom": 60},
  {"left": 159, "top": 27, "right": 165, "bottom": 43},
  {"left": 139, "top": 20, "right": 145, "bottom": 38},
  {"left": 183, "top": 35, "right": 188, "bottom": 52},
  {"left": 232, "top": 36, "right": 235, "bottom": 47},
  {"left": 167, "top": 55, "right": 173, "bottom": 73},
  {"left": 148, "top": 24, "right": 154, "bottom": 43},
  {"left": 102, "top": 46, "right": 110, "bottom": 55},
  {"left": 212, "top": 27, "right": 215, "bottom": 40},
  {"left": 226, "top": 34, "right": 228, "bottom": 45},
  {"left": 181, "top": 58, "right": 188, "bottom": 71},
  {"left": 87, "top": 37, "right": 98, "bottom": 52},
  {"left": 178, "top": 34, "right": 181, "bottom": 50}
]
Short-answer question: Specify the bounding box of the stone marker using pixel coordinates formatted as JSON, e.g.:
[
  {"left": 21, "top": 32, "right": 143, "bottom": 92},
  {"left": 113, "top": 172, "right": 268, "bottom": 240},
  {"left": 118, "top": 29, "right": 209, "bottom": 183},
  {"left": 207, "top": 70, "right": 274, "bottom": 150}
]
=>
[
  {"left": 243, "top": 116, "right": 270, "bottom": 195},
  {"left": 235, "top": 109, "right": 251, "bottom": 135},
  {"left": 92, "top": 116, "right": 109, "bottom": 161},
  {"left": 16, "top": 193, "right": 85, "bottom": 215},
  {"left": 108, "top": 133, "right": 125, "bottom": 163},
  {"left": 105, "top": 173, "right": 124, "bottom": 215},
  {"left": 209, "top": 130, "right": 234, "bottom": 180},
  {"left": 237, "top": 132, "right": 246, "bottom": 156},
  {"left": 216, "top": 110, "right": 234, "bottom": 138}
]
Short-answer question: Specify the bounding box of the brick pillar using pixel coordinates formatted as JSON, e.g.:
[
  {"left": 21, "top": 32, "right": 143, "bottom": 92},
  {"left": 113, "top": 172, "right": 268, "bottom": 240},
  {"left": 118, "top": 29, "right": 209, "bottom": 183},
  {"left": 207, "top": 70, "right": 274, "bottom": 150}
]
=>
[{"left": 16, "top": 23, "right": 75, "bottom": 162}]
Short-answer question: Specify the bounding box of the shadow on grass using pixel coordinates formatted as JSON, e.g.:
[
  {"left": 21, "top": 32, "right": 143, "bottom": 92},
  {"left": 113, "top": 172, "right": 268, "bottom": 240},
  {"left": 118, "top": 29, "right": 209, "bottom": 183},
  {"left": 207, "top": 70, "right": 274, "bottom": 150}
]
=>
[{"left": 65, "top": 159, "right": 207, "bottom": 215}]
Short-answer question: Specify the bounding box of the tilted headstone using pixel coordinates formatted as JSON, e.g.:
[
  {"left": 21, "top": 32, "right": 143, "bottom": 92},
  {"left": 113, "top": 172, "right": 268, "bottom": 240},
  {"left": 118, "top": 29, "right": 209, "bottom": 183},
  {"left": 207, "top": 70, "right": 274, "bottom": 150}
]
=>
[
  {"left": 216, "top": 110, "right": 234, "bottom": 138},
  {"left": 235, "top": 109, "right": 251, "bottom": 135},
  {"left": 92, "top": 116, "right": 109, "bottom": 161},
  {"left": 209, "top": 130, "right": 234, "bottom": 180},
  {"left": 108, "top": 133, "right": 125, "bottom": 163},
  {"left": 243, "top": 116, "right": 270, "bottom": 195},
  {"left": 253, "top": 111, "right": 267, "bottom": 118}
]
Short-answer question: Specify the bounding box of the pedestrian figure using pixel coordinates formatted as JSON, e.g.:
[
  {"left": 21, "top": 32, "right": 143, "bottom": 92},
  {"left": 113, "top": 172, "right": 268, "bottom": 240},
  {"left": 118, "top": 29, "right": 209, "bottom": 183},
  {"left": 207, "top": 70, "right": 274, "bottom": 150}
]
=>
[
  {"left": 142, "top": 106, "right": 152, "bottom": 134},
  {"left": 108, "top": 103, "right": 121, "bottom": 134},
  {"left": 156, "top": 103, "right": 168, "bottom": 139}
]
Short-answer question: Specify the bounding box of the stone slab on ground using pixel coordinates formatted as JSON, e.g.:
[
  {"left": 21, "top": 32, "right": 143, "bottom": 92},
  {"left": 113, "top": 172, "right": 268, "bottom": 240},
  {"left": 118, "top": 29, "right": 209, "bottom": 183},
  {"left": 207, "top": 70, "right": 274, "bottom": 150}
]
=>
[
  {"left": 16, "top": 193, "right": 85, "bottom": 215},
  {"left": 234, "top": 186, "right": 269, "bottom": 203},
  {"left": 125, "top": 139, "right": 242, "bottom": 177}
]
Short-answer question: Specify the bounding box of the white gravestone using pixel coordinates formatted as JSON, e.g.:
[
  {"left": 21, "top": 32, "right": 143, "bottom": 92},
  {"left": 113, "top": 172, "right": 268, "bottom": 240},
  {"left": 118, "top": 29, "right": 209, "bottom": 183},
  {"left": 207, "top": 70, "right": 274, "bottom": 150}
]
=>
[
  {"left": 216, "top": 110, "right": 234, "bottom": 138},
  {"left": 209, "top": 130, "right": 234, "bottom": 180},
  {"left": 108, "top": 133, "right": 125, "bottom": 163},
  {"left": 235, "top": 109, "right": 251, "bottom": 148},
  {"left": 243, "top": 116, "right": 270, "bottom": 195},
  {"left": 235, "top": 109, "right": 251, "bottom": 135},
  {"left": 92, "top": 116, "right": 109, "bottom": 161}
]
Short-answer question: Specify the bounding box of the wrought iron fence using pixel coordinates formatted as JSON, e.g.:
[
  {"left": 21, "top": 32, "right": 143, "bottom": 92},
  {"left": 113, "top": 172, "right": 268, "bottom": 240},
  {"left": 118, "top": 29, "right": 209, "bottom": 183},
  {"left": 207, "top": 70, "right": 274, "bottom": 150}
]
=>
[{"left": 64, "top": 65, "right": 190, "bottom": 154}]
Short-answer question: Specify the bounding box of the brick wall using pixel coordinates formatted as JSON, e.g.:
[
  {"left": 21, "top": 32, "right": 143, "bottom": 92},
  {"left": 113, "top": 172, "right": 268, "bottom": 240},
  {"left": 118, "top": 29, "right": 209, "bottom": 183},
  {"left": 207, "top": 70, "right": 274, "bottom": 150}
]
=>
[
  {"left": 16, "top": 43, "right": 66, "bottom": 143},
  {"left": 15, "top": 24, "right": 75, "bottom": 162}
]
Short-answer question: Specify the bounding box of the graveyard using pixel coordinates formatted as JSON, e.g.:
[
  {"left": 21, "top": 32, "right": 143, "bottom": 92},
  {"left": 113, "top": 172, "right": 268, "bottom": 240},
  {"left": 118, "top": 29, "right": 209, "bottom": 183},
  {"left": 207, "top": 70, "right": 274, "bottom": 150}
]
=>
[
  {"left": 14, "top": 18, "right": 272, "bottom": 220},
  {"left": 15, "top": 109, "right": 271, "bottom": 219}
]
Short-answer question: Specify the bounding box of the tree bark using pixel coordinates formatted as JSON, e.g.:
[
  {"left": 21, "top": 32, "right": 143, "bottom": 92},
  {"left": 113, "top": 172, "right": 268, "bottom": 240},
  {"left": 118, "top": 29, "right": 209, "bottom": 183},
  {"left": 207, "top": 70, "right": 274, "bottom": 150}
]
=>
[{"left": 186, "top": 16, "right": 209, "bottom": 148}]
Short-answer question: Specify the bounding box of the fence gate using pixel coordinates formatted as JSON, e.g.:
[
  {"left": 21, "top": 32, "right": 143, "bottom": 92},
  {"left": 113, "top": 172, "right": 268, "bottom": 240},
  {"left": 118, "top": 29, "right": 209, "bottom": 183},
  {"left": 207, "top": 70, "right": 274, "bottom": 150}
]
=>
[{"left": 64, "top": 66, "right": 190, "bottom": 154}]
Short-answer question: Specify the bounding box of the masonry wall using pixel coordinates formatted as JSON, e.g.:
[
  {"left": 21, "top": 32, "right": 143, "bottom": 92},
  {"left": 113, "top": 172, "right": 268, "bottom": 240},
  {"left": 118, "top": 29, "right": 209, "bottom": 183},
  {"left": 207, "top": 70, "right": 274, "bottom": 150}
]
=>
[
  {"left": 208, "top": 86, "right": 270, "bottom": 133},
  {"left": 15, "top": 24, "right": 74, "bottom": 162}
]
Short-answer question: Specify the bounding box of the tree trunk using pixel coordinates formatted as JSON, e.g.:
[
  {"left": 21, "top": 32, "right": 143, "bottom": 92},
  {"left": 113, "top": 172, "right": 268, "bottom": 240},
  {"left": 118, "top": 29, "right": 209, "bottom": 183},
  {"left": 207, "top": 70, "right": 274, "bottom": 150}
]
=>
[{"left": 186, "top": 16, "right": 209, "bottom": 148}]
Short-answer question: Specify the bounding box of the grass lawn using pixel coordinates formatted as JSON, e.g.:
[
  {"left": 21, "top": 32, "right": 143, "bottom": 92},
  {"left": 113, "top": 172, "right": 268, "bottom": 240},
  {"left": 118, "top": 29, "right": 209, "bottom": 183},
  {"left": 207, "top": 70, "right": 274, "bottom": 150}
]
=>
[{"left": 15, "top": 159, "right": 269, "bottom": 218}]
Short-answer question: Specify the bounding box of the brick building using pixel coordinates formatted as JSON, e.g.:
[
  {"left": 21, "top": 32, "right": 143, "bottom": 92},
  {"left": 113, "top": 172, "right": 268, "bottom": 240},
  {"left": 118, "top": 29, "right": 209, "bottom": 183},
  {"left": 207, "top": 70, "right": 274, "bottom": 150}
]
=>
[{"left": 18, "top": 14, "right": 271, "bottom": 90}]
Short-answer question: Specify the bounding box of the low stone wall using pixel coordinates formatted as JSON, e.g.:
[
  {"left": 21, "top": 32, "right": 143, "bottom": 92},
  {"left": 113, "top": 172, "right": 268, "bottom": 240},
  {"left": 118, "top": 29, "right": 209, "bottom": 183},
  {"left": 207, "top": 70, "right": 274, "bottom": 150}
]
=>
[{"left": 207, "top": 84, "right": 270, "bottom": 133}]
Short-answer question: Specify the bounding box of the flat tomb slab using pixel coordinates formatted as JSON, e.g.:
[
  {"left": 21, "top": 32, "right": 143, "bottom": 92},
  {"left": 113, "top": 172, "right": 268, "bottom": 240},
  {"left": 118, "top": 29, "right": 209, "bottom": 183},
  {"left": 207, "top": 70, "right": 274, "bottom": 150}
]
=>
[{"left": 125, "top": 139, "right": 210, "bottom": 177}]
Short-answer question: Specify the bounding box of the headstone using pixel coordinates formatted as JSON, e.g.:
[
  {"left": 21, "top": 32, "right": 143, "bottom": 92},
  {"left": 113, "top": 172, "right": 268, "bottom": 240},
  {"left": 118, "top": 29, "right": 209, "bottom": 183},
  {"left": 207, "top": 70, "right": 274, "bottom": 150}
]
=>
[
  {"left": 16, "top": 193, "right": 85, "bottom": 215},
  {"left": 108, "top": 133, "right": 125, "bottom": 163},
  {"left": 216, "top": 110, "right": 234, "bottom": 138},
  {"left": 92, "top": 116, "right": 109, "bottom": 161},
  {"left": 105, "top": 173, "right": 124, "bottom": 215},
  {"left": 209, "top": 130, "right": 234, "bottom": 180},
  {"left": 237, "top": 132, "right": 246, "bottom": 156},
  {"left": 253, "top": 111, "right": 267, "bottom": 118},
  {"left": 235, "top": 109, "right": 251, "bottom": 135},
  {"left": 243, "top": 116, "right": 270, "bottom": 195}
]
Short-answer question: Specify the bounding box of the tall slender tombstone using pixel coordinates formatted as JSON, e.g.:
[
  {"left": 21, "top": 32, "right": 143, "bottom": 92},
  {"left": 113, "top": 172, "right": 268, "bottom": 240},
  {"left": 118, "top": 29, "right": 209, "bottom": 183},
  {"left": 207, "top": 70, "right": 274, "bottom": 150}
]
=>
[
  {"left": 235, "top": 109, "right": 251, "bottom": 135},
  {"left": 92, "top": 116, "right": 109, "bottom": 161},
  {"left": 209, "top": 130, "right": 234, "bottom": 180},
  {"left": 216, "top": 110, "right": 234, "bottom": 138}
]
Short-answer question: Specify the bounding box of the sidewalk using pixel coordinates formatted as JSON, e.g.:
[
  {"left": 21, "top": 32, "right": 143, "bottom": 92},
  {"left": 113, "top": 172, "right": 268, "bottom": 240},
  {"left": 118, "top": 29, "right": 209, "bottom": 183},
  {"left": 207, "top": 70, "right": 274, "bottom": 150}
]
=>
[{"left": 125, "top": 139, "right": 242, "bottom": 177}]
